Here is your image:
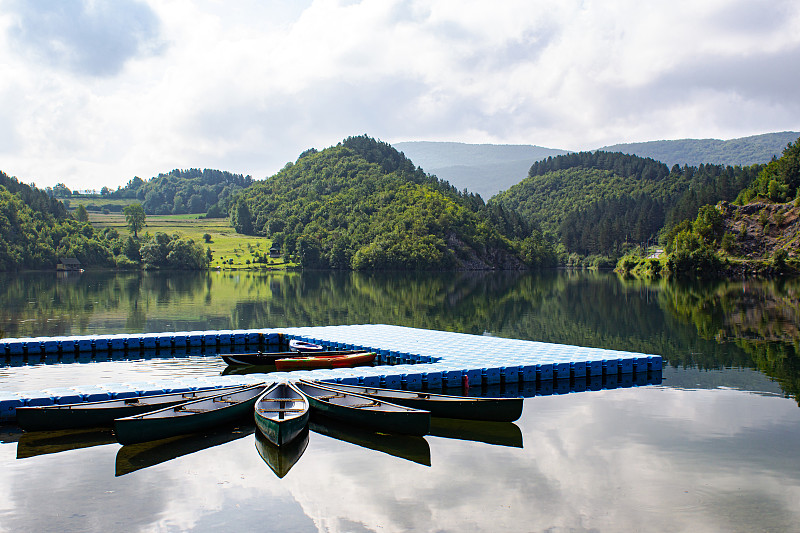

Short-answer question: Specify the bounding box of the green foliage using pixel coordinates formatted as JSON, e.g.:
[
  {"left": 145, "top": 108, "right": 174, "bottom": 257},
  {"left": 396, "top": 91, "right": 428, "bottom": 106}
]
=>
[
  {"left": 737, "top": 135, "right": 800, "bottom": 203},
  {"left": 235, "top": 135, "right": 552, "bottom": 269},
  {"left": 492, "top": 151, "right": 762, "bottom": 259},
  {"left": 74, "top": 204, "right": 89, "bottom": 222},
  {"left": 139, "top": 232, "right": 209, "bottom": 270},
  {"left": 663, "top": 207, "right": 725, "bottom": 278},
  {"left": 123, "top": 203, "right": 146, "bottom": 239},
  {"left": 123, "top": 236, "right": 141, "bottom": 262},
  {"left": 109, "top": 169, "right": 252, "bottom": 216},
  {"left": 0, "top": 173, "right": 117, "bottom": 270}
]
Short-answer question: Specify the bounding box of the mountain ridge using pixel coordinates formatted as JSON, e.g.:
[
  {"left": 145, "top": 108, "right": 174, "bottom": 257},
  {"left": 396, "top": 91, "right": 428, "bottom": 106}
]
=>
[{"left": 393, "top": 132, "right": 798, "bottom": 200}]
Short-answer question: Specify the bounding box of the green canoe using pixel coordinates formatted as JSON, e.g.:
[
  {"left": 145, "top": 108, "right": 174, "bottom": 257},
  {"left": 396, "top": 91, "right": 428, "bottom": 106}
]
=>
[
  {"left": 16, "top": 383, "right": 255, "bottom": 431},
  {"left": 305, "top": 380, "right": 524, "bottom": 422},
  {"left": 114, "top": 383, "right": 268, "bottom": 445},
  {"left": 294, "top": 380, "right": 430, "bottom": 436},
  {"left": 253, "top": 381, "right": 309, "bottom": 446}
]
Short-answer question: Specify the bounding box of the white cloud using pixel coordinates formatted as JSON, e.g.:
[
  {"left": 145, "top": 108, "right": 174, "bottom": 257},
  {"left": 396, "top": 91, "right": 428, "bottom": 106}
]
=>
[{"left": 0, "top": 0, "right": 798, "bottom": 190}]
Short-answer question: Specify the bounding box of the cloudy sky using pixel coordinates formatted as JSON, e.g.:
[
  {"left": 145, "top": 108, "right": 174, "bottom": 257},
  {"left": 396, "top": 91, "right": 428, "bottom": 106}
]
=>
[{"left": 1, "top": 0, "right": 799, "bottom": 190}]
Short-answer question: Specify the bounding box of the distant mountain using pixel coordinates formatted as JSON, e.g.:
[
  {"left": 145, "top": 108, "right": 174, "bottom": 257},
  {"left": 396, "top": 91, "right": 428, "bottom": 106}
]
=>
[
  {"left": 598, "top": 132, "right": 800, "bottom": 168},
  {"left": 392, "top": 141, "right": 569, "bottom": 199}
]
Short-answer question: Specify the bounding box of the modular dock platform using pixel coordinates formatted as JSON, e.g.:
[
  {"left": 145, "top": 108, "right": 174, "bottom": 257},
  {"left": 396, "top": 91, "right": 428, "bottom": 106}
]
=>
[{"left": 0, "top": 324, "right": 662, "bottom": 422}]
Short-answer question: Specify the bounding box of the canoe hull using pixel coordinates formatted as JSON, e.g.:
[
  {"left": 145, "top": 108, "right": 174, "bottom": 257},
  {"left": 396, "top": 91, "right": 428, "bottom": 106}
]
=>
[
  {"left": 222, "top": 350, "right": 361, "bottom": 366},
  {"left": 254, "top": 382, "right": 310, "bottom": 446},
  {"left": 310, "top": 381, "right": 523, "bottom": 422},
  {"left": 16, "top": 384, "right": 251, "bottom": 431},
  {"left": 274, "top": 352, "right": 376, "bottom": 371},
  {"left": 114, "top": 384, "right": 268, "bottom": 445},
  {"left": 295, "top": 381, "right": 430, "bottom": 436}
]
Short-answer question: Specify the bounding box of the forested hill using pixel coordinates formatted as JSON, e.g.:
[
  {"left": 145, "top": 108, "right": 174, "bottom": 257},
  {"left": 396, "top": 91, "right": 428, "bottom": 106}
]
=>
[
  {"left": 490, "top": 151, "right": 763, "bottom": 258},
  {"left": 231, "top": 135, "right": 553, "bottom": 270},
  {"left": 598, "top": 131, "right": 799, "bottom": 168},
  {"left": 109, "top": 168, "right": 253, "bottom": 217},
  {"left": 0, "top": 171, "right": 114, "bottom": 270}
]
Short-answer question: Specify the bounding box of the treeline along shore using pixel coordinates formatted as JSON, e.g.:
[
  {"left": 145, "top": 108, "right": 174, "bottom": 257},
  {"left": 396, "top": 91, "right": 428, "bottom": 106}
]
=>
[{"left": 1, "top": 133, "right": 799, "bottom": 278}]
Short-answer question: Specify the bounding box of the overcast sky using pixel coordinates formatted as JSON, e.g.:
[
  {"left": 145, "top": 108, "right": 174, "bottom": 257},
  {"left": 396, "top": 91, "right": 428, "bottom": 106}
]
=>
[{"left": 1, "top": 0, "right": 799, "bottom": 190}]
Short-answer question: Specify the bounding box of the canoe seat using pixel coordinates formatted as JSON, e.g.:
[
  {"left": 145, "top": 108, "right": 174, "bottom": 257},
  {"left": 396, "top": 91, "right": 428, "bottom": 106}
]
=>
[
  {"left": 176, "top": 407, "right": 208, "bottom": 413},
  {"left": 212, "top": 397, "right": 237, "bottom": 403},
  {"left": 314, "top": 393, "right": 346, "bottom": 400},
  {"left": 257, "top": 408, "right": 306, "bottom": 413},
  {"left": 263, "top": 397, "right": 302, "bottom": 402},
  {"left": 349, "top": 401, "right": 379, "bottom": 408}
]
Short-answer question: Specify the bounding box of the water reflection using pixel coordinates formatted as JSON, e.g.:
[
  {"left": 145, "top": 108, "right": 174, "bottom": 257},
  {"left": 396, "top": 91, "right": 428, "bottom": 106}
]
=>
[
  {"left": 254, "top": 428, "right": 309, "bottom": 478},
  {"left": 428, "top": 418, "right": 523, "bottom": 448},
  {"left": 16, "top": 427, "right": 115, "bottom": 459},
  {"left": 115, "top": 423, "right": 255, "bottom": 476},
  {"left": 0, "top": 370, "right": 798, "bottom": 532},
  {"left": 1, "top": 270, "right": 799, "bottom": 401},
  {"left": 308, "top": 414, "right": 432, "bottom": 467}
]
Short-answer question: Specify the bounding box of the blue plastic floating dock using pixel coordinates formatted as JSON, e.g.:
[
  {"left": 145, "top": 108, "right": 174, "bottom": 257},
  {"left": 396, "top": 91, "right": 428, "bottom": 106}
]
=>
[{"left": 0, "top": 324, "right": 662, "bottom": 421}]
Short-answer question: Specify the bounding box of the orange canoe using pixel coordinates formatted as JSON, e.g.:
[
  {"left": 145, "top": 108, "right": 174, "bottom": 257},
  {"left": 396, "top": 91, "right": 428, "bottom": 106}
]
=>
[{"left": 274, "top": 351, "right": 376, "bottom": 371}]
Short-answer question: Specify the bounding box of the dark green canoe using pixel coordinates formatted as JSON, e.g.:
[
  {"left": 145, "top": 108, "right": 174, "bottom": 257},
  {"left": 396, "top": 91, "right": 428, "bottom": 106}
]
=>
[
  {"left": 304, "top": 380, "right": 524, "bottom": 422},
  {"left": 294, "top": 380, "right": 430, "bottom": 436},
  {"left": 253, "top": 381, "right": 309, "bottom": 447},
  {"left": 16, "top": 383, "right": 255, "bottom": 431},
  {"left": 114, "top": 383, "right": 268, "bottom": 445}
]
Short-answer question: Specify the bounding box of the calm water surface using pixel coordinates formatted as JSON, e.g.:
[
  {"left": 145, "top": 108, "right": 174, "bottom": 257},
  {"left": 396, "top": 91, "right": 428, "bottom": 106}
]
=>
[{"left": 1, "top": 270, "right": 799, "bottom": 532}]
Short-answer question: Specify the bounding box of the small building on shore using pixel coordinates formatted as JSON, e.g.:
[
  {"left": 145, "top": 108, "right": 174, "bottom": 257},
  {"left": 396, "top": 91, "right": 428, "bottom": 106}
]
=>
[
  {"left": 269, "top": 247, "right": 281, "bottom": 258},
  {"left": 57, "top": 258, "right": 82, "bottom": 271}
]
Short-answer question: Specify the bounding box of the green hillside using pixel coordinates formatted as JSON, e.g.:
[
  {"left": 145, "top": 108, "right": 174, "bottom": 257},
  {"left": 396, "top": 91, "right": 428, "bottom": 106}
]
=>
[
  {"left": 490, "top": 151, "right": 762, "bottom": 258},
  {"left": 231, "top": 136, "right": 554, "bottom": 270},
  {"left": 0, "top": 171, "right": 115, "bottom": 270},
  {"left": 599, "top": 132, "right": 799, "bottom": 168}
]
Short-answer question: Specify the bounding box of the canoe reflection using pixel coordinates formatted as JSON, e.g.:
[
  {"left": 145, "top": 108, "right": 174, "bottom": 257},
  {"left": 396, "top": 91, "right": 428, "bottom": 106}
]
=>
[
  {"left": 255, "top": 427, "right": 309, "bottom": 478},
  {"left": 221, "top": 364, "right": 276, "bottom": 376},
  {"left": 428, "top": 418, "right": 523, "bottom": 448},
  {"left": 115, "top": 423, "right": 255, "bottom": 476},
  {"left": 309, "top": 414, "right": 431, "bottom": 466},
  {"left": 16, "top": 427, "right": 116, "bottom": 459}
]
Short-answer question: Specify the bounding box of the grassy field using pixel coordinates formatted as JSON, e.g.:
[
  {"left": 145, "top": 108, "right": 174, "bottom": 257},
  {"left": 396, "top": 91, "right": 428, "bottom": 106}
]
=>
[{"left": 88, "top": 212, "right": 293, "bottom": 269}]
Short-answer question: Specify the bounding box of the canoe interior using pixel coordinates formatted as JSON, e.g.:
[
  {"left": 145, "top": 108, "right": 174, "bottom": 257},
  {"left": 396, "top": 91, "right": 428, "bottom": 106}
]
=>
[
  {"left": 255, "top": 383, "right": 309, "bottom": 423},
  {"left": 309, "top": 380, "right": 524, "bottom": 422},
  {"left": 295, "top": 381, "right": 422, "bottom": 413},
  {"left": 123, "top": 383, "right": 268, "bottom": 420}
]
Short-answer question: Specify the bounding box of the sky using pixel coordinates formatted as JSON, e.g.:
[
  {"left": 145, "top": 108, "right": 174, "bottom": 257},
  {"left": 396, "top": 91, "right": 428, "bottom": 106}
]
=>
[{"left": 1, "top": 0, "right": 799, "bottom": 191}]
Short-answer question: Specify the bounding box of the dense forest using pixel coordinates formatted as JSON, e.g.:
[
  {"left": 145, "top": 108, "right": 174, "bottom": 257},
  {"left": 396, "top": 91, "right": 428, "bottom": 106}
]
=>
[
  {"left": 231, "top": 135, "right": 554, "bottom": 270},
  {"left": 108, "top": 168, "right": 253, "bottom": 217},
  {"left": 0, "top": 171, "right": 208, "bottom": 271},
  {"left": 491, "top": 151, "right": 763, "bottom": 259}
]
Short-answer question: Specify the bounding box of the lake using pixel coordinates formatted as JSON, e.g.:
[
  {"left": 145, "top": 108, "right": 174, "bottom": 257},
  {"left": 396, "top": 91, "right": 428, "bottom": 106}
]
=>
[{"left": 1, "top": 270, "right": 799, "bottom": 532}]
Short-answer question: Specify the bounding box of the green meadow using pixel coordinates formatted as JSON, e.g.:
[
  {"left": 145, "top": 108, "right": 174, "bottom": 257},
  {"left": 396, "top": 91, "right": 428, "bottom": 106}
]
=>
[{"left": 86, "top": 210, "right": 293, "bottom": 270}]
